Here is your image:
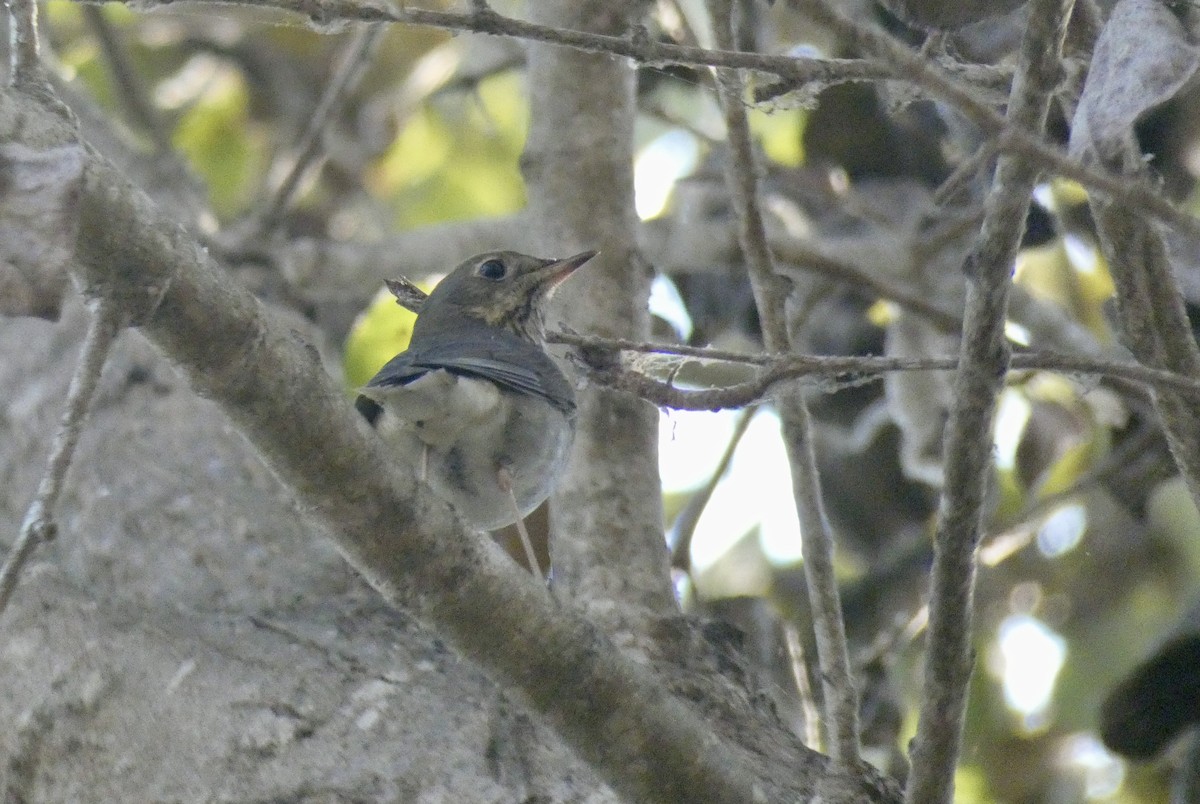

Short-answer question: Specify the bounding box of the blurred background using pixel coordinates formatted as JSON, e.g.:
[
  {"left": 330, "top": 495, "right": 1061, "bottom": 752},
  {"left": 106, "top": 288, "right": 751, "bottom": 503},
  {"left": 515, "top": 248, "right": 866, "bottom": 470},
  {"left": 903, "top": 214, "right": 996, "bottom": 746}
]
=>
[{"left": 32, "top": 0, "right": 1200, "bottom": 799}]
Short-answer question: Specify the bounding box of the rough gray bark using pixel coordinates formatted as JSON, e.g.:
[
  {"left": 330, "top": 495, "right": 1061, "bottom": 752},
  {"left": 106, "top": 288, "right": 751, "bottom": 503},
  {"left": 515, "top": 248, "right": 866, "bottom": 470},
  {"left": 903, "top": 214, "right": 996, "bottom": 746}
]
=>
[
  {"left": 0, "top": 302, "right": 616, "bottom": 803},
  {"left": 527, "top": 0, "right": 678, "bottom": 632}
]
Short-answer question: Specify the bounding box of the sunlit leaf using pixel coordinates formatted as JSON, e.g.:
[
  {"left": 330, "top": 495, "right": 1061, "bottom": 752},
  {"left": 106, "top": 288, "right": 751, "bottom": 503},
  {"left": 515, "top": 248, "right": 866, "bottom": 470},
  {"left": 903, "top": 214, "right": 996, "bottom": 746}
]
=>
[
  {"left": 951, "top": 764, "right": 991, "bottom": 804},
  {"left": 993, "top": 466, "right": 1027, "bottom": 526},
  {"left": 750, "top": 106, "right": 805, "bottom": 166},
  {"left": 1146, "top": 477, "right": 1200, "bottom": 581},
  {"left": 343, "top": 287, "right": 423, "bottom": 389},
  {"left": 373, "top": 73, "right": 526, "bottom": 226},
  {"left": 172, "top": 70, "right": 266, "bottom": 216}
]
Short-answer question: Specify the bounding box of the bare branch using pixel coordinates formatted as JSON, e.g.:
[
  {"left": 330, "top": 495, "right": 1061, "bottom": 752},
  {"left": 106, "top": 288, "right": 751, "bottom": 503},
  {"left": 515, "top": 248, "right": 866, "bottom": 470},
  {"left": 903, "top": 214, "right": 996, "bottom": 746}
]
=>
[
  {"left": 549, "top": 328, "right": 1190, "bottom": 388},
  {"left": 900, "top": 1, "right": 1075, "bottom": 800},
  {"left": 258, "top": 23, "right": 386, "bottom": 232},
  {"left": 706, "top": 0, "right": 861, "bottom": 767},
  {"left": 0, "top": 301, "right": 124, "bottom": 619},
  {"left": 6, "top": 0, "right": 42, "bottom": 87},
  {"left": 82, "top": 6, "right": 173, "bottom": 153},
  {"left": 94, "top": 0, "right": 895, "bottom": 87},
  {"left": 558, "top": 331, "right": 1200, "bottom": 410}
]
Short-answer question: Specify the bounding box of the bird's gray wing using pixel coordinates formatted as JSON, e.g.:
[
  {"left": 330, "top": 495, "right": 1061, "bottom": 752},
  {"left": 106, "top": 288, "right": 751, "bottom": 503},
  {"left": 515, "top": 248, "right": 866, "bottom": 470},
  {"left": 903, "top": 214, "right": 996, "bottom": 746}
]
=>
[{"left": 359, "top": 332, "right": 574, "bottom": 415}]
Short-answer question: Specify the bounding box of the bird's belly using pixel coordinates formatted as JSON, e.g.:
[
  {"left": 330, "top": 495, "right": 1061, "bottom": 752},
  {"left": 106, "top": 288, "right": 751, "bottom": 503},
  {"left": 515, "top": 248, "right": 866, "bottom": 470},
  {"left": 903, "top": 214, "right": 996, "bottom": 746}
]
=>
[{"left": 378, "top": 375, "right": 574, "bottom": 530}]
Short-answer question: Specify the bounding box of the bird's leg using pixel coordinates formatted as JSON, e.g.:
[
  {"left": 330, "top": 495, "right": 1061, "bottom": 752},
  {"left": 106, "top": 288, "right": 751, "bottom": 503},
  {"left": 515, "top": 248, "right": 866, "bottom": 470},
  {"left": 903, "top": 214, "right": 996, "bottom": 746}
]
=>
[
  {"left": 497, "top": 466, "right": 542, "bottom": 578},
  {"left": 420, "top": 443, "right": 429, "bottom": 482}
]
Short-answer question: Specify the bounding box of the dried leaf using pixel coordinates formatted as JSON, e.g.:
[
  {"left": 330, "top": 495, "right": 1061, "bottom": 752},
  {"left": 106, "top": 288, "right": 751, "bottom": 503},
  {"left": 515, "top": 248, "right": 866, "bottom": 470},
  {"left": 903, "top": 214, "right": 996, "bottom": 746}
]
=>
[
  {"left": 384, "top": 276, "right": 428, "bottom": 314},
  {"left": 1069, "top": 0, "right": 1200, "bottom": 171},
  {"left": 0, "top": 142, "right": 86, "bottom": 320}
]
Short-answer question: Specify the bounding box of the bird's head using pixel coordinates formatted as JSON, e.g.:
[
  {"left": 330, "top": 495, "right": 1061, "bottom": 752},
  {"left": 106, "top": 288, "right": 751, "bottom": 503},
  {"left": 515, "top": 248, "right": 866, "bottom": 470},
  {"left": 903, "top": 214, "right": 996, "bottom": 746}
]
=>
[{"left": 415, "top": 250, "right": 596, "bottom": 342}]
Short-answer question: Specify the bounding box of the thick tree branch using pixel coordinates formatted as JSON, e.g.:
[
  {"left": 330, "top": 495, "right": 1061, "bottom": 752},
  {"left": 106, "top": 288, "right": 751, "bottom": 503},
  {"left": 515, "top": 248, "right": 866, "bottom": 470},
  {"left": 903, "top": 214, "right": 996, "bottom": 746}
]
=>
[
  {"left": 527, "top": 0, "right": 677, "bottom": 630},
  {"left": 0, "top": 87, "right": 833, "bottom": 803}
]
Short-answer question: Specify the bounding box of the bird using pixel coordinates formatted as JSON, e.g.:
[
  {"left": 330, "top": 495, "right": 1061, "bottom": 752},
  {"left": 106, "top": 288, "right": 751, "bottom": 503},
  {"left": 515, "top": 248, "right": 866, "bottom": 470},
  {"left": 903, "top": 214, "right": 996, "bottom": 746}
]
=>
[{"left": 355, "top": 250, "right": 596, "bottom": 573}]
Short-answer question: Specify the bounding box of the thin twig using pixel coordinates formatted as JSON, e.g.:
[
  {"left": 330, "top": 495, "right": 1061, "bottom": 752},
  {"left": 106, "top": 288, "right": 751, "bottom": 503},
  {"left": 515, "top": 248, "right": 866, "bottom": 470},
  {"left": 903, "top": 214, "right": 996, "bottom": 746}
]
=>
[
  {"left": 552, "top": 331, "right": 773, "bottom": 364},
  {"left": 258, "top": 23, "right": 386, "bottom": 231},
  {"left": 783, "top": 622, "right": 824, "bottom": 751},
  {"left": 0, "top": 302, "right": 124, "bottom": 619},
  {"left": 667, "top": 405, "right": 756, "bottom": 572},
  {"left": 74, "top": 0, "right": 903, "bottom": 96},
  {"left": 706, "top": 0, "right": 861, "bottom": 767},
  {"left": 901, "top": 1, "right": 1075, "bottom": 800},
  {"left": 554, "top": 330, "right": 1200, "bottom": 408},
  {"left": 756, "top": 54, "right": 1010, "bottom": 105},
  {"left": 82, "top": 6, "right": 173, "bottom": 152}
]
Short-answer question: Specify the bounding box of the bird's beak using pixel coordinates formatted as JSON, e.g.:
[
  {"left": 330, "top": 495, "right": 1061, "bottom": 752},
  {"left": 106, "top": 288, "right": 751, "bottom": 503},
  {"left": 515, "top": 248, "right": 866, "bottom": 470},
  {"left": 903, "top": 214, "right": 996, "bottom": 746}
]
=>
[{"left": 540, "top": 250, "right": 598, "bottom": 290}]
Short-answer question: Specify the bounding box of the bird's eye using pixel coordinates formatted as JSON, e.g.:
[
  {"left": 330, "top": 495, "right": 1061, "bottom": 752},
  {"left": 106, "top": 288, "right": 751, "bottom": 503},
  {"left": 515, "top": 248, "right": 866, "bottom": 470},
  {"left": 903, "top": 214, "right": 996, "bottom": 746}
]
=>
[{"left": 477, "top": 259, "right": 507, "bottom": 280}]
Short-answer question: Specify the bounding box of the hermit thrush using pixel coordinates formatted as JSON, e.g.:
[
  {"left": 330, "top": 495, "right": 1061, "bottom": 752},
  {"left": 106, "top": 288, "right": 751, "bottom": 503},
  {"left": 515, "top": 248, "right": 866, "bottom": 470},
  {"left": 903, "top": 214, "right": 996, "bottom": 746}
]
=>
[{"left": 356, "top": 250, "right": 595, "bottom": 555}]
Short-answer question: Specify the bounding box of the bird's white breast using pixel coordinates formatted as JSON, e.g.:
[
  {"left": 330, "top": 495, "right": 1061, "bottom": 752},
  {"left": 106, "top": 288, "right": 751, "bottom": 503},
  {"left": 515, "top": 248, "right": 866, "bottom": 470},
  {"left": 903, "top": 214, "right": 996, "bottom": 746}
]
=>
[
  {"left": 371, "top": 370, "right": 574, "bottom": 530},
  {"left": 377, "top": 370, "right": 506, "bottom": 447}
]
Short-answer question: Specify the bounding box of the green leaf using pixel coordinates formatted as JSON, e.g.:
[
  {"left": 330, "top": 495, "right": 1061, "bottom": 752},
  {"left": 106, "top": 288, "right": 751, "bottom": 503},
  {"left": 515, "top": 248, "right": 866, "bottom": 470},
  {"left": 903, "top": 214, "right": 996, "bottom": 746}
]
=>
[
  {"left": 173, "top": 72, "right": 266, "bottom": 216},
  {"left": 343, "top": 287, "right": 423, "bottom": 389},
  {"left": 373, "top": 73, "right": 527, "bottom": 226}
]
